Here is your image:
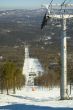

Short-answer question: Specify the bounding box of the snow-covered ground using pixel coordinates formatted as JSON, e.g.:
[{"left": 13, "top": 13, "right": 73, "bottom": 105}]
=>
[{"left": 0, "top": 86, "right": 73, "bottom": 110}]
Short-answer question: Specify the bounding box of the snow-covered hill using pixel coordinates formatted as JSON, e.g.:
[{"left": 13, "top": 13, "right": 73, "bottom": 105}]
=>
[{"left": 0, "top": 86, "right": 73, "bottom": 110}]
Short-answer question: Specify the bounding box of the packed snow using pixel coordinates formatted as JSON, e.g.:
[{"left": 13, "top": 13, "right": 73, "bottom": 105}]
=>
[
  {"left": 0, "top": 47, "right": 73, "bottom": 110},
  {"left": 22, "top": 46, "right": 44, "bottom": 86},
  {"left": 0, "top": 86, "right": 73, "bottom": 110}
]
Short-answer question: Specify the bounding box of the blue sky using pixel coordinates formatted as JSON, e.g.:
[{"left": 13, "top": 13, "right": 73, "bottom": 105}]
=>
[{"left": 0, "top": 0, "right": 73, "bottom": 9}]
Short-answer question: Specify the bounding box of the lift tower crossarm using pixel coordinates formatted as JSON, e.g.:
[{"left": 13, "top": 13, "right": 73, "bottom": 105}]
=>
[{"left": 47, "top": 14, "right": 73, "bottom": 19}]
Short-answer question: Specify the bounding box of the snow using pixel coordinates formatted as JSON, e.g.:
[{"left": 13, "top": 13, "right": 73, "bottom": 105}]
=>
[
  {"left": 27, "top": 58, "right": 44, "bottom": 74},
  {"left": 0, "top": 46, "right": 73, "bottom": 109},
  {"left": 0, "top": 86, "right": 73, "bottom": 110},
  {"left": 23, "top": 47, "right": 44, "bottom": 76},
  {"left": 22, "top": 46, "right": 44, "bottom": 85}
]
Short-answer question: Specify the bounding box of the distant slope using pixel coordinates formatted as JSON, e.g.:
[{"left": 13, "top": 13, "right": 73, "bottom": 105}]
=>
[{"left": 0, "top": 9, "right": 73, "bottom": 46}]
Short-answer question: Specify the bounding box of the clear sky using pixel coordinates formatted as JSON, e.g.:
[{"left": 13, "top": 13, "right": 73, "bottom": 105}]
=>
[{"left": 0, "top": 0, "right": 73, "bottom": 9}]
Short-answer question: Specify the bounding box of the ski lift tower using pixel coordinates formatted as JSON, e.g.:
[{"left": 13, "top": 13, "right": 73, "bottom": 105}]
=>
[{"left": 41, "top": 3, "right": 73, "bottom": 100}]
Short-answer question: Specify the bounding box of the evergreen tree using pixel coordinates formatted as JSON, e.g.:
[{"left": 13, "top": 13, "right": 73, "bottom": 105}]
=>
[{"left": 0, "top": 61, "right": 25, "bottom": 94}]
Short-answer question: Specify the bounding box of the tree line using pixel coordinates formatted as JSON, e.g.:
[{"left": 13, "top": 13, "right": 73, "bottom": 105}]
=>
[
  {"left": 0, "top": 61, "right": 25, "bottom": 95},
  {"left": 34, "top": 55, "right": 73, "bottom": 88},
  {"left": 30, "top": 46, "right": 73, "bottom": 88},
  {"left": 34, "top": 60, "right": 60, "bottom": 88}
]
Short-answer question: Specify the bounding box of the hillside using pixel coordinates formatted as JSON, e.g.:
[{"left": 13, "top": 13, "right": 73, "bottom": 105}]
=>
[
  {"left": 0, "top": 8, "right": 73, "bottom": 48},
  {"left": 0, "top": 86, "right": 73, "bottom": 109}
]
